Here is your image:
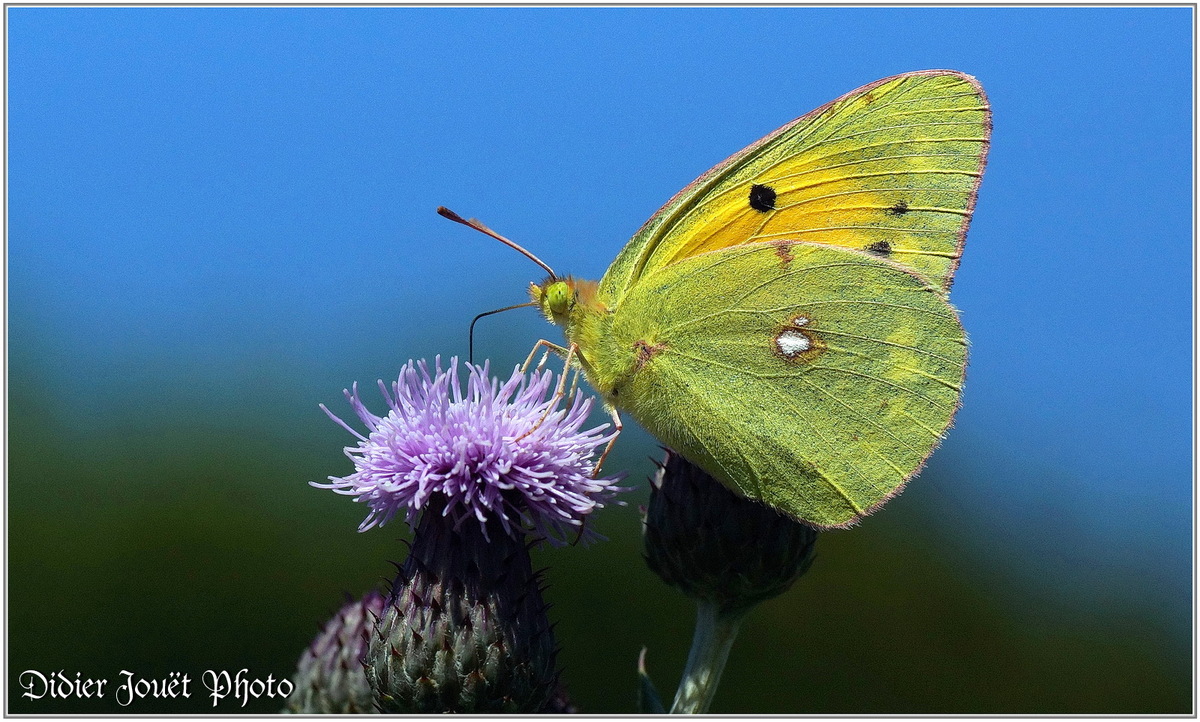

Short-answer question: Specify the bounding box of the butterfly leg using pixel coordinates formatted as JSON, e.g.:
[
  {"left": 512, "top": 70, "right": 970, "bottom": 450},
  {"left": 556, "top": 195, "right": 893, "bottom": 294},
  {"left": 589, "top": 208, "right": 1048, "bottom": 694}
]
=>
[
  {"left": 592, "top": 405, "right": 623, "bottom": 477},
  {"left": 567, "top": 360, "right": 583, "bottom": 399},
  {"left": 570, "top": 516, "right": 589, "bottom": 546},
  {"left": 520, "top": 338, "right": 570, "bottom": 374},
  {"left": 515, "top": 342, "right": 578, "bottom": 442}
]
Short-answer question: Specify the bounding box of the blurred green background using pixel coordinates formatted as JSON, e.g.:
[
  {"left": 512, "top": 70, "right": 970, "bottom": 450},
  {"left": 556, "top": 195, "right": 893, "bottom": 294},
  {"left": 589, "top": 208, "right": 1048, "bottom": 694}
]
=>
[{"left": 9, "top": 6, "right": 1192, "bottom": 714}]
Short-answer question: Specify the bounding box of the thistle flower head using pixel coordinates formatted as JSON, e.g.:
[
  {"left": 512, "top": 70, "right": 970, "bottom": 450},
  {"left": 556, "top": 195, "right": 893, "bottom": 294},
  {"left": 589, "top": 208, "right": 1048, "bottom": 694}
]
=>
[{"left": 315, "top": 357, "right": 626, "bottom": 544}]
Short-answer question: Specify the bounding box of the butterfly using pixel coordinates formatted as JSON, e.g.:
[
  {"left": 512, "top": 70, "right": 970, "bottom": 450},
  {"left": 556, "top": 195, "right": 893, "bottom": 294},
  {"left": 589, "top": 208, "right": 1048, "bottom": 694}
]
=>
[{"left": 444, "top": 70, "right": 990, "bottom": 528}]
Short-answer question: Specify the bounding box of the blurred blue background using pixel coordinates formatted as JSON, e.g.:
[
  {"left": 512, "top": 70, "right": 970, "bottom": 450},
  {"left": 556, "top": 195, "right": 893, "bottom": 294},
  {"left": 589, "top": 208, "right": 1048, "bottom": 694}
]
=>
[{"left": 9, "top": 6, "right": 1192, "bottom": 713}]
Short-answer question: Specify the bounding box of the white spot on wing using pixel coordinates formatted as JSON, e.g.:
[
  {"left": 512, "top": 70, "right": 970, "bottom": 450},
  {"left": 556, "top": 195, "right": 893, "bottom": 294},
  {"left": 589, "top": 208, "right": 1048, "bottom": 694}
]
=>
[
  {"left": 776, "top": 330, "right": 811, "bottom": 358},
  {"left": 792, "top": 316, "right": 810, "bottom": 327}
]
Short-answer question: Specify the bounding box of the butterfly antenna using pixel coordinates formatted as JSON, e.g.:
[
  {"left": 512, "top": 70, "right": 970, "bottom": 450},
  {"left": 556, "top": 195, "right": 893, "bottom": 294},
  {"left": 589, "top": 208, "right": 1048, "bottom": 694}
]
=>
[
  {"left": 437, "top": 206, "right": 558, "bottom": 278},
  {"left": 469, "top": 302, "right": 537, "bottom": 364}
]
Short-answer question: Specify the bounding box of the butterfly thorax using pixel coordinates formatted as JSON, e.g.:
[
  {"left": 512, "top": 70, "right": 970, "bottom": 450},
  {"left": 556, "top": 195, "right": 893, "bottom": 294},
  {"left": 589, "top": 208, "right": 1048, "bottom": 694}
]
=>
[{"left": 529, "top": 276, "right": 629, "bottom": 399}]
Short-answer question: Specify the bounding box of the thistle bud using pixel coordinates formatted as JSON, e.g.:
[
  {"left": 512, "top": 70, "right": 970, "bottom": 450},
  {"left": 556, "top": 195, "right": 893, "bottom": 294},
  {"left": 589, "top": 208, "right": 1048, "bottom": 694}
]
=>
[
  {"left": 365, "top": 509, "right": 559, "bottom": 713},
  {"left": 643, "top": 449, "right": 819, "bottom": 616},
  {"left": 283, "top": 590, "right": 386, "bottom": 714}
]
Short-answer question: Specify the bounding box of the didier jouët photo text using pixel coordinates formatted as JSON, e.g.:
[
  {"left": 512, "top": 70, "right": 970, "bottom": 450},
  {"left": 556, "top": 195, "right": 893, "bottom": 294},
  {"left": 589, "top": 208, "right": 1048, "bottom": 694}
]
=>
[{"left": 18, "top": 669, "right": 292, "bottom": 707}]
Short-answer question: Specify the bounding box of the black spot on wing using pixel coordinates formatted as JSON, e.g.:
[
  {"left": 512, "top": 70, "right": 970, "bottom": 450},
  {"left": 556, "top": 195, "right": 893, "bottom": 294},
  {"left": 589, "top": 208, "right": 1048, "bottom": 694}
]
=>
[
  {"left": 885, "top": 200, "right": 909, "bottom": 216},
  {"left": 748, "top": 184, "right": 777, "bottom": 212},
  {"left": 866, "top": 241, "right": 892, "bottom": 257}
]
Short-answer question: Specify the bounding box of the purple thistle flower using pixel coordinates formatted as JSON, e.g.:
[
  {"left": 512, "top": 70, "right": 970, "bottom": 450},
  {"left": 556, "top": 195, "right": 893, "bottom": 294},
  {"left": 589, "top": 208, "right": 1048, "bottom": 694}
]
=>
[{"left": 315, "top": 357, "right": 626, "bottom": 544}]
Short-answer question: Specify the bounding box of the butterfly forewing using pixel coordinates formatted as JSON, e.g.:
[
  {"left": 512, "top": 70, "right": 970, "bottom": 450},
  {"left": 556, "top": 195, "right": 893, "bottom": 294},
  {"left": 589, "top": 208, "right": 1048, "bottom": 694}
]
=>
[
  {"left": 607, "top": 241, "right": 967, "bottom": 527},
  {"left": 599, "top": 70, "right": 990, "bottom": 302}
]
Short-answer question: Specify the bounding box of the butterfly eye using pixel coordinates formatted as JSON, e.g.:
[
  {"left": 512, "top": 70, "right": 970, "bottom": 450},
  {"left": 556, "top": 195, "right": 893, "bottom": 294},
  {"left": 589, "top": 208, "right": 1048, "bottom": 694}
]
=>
[{"left": 545, "top": 281, "right": 573, "bottom": 314}]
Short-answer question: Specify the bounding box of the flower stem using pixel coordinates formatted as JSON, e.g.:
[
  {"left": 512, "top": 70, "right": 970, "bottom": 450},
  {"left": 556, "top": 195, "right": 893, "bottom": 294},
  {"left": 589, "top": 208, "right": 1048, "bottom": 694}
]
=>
[{"left": 670, "top": 601, "right": 745, "bottom": 714}]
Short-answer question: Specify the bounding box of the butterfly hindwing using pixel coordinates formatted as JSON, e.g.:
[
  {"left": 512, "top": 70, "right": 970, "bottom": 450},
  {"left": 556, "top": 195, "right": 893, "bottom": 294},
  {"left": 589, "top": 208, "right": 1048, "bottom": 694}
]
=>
[
  {"left": 598, "top": 70, "right": 990, "bottom": 304},
  {"left": 607, "top": 241, "right": 967, "bottom": 527}
]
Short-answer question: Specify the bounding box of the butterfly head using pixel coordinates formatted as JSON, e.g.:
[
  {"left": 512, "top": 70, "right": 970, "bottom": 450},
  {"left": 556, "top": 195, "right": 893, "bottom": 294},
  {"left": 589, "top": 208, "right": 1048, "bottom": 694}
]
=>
[
  {"left": 529, "top": 276, "right": 599, "bottom": 328},
  {"left": 530, "top": 277, "right": 572, "bottom": 326}
]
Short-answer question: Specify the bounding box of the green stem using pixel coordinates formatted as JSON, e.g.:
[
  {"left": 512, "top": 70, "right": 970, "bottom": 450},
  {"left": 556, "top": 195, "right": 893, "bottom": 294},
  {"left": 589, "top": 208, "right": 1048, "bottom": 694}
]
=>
[{"left": 670, "top": 601, "right": 744, "bottom": 714}]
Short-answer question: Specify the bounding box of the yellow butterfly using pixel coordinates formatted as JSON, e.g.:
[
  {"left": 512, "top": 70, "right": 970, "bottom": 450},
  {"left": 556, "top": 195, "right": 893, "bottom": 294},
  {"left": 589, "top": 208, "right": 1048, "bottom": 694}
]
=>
[{"left": 445, "top": 70, "right": 990, "bottom": 528}]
